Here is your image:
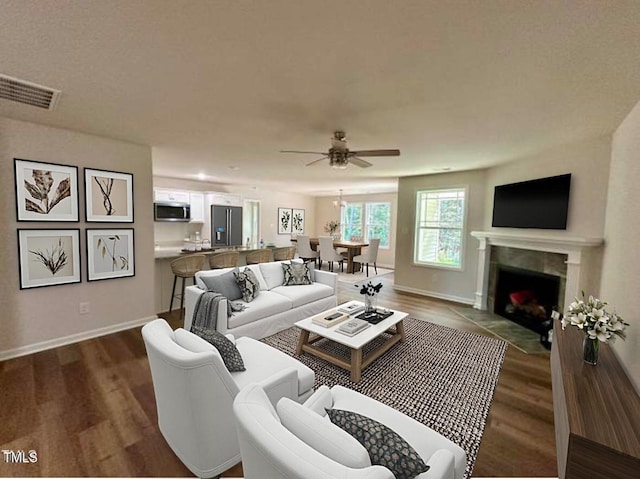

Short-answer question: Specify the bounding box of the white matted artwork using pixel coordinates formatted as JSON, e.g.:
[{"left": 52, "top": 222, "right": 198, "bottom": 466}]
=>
[
  {"left": 84, "top": 168, "right": 134, "bottom": 222},
  {"left": 14, "top": 158, "right": 79, "bottom": 222},
  {"left": 18, "top": 229, "right": 81, "bottom": 289},
  {"left": 278, "top": 207, "right": 292, "bottom": 234},
  {"left": 86, "top": 228, "right": 135, "bottom": 281},
  {"left": 292, "top": 208, "right": 305, "bottom": 234}
]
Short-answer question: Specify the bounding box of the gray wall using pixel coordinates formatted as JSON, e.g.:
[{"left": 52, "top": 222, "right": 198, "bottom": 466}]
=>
[{"left": 0, "top": 117, "right": 155, "bottom": 358}]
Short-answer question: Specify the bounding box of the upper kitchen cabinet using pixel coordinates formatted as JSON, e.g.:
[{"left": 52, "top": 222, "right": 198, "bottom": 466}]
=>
[
  {"left": 189, "top": 192, "right": 205, "bottom": 223},
  {"left": 208, "top": 192, "right": 242, "bottom": 207},
  {"left": 154, "top": 188, "right": 190, "bottom": 204}
]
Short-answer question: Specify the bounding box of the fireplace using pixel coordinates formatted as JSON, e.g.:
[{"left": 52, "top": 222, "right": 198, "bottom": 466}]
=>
[{"left": 494, "top": 265, "right": 560, "bottom": 335}]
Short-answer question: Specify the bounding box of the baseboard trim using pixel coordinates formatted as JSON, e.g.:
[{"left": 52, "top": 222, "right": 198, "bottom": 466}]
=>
[
  {"left": 0, "top": 315, "right": 158, "bottom": 361},
  {"left": 392, "top": 284, "right": 475, "bottom": 306}
]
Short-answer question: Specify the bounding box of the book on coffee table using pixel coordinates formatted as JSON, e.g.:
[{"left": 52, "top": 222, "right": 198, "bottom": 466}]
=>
[
  {"left": 312, "top": 311, "right": 349, "bottom": 328},
  {"left": 337, "top": 301, "right": 365, "bottom": 315},
  {"left": 337, "top": 318, "right": 370, "bottom": 336}
]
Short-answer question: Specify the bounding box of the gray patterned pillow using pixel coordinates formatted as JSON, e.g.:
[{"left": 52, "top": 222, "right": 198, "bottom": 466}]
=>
[
  {"left": 326, "top": 408, "right": 429, "bottom": 479},
  {"left": 282, "top": 262, "right": 312, "bottom": 286},
  {"left": 190, "top": 325, "right": 246, "bottom": 372},
  {"left": 233, "top": 267, "right": 260, "bottom": 302}
]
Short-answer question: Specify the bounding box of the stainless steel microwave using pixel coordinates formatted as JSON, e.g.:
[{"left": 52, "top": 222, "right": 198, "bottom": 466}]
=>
[{"left": 154, "top": 202, "right": 191, "bottom": 222}]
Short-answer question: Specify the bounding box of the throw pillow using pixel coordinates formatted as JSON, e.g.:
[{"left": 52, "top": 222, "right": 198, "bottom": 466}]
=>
[
  {"left": 292, "top": 258, "right": 316, "bottom": 282},
  {"left": 277, "top": 397, "right": 371, "bottom": 468},
  {"left": 190, "top": 325, "right": 246, "bottom": 372},
  {"left": 326, "top": 408, "right": 429, "bottom": 479},
  {"left": 233, "top": 267, "right": 260, "bottom": 302},
  {"left": 282, "top": 262, "right": 312, "bottom": 286},
  {"left": 200, "top": 269, "right": 243, "bottom": 301}
]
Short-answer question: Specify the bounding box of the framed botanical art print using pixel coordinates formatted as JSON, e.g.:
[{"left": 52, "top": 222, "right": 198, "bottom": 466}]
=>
[
  {"left": 86, "top": 228, "right": 135, "bottom": 281},
  {"left": 292, "top": 208, "right": 305, "bottom": 234},
  {"left": 18, "top": 229, "right": 81, "bottom": 289},
  {"left": 14, "top": 158, "right": 79, "bottom": 221},
  {"left": 278, "top": 207, "right": 292, "bottom": 234},
  {"left": 84, "top": 168, "right": 134, "bottom": 222}
]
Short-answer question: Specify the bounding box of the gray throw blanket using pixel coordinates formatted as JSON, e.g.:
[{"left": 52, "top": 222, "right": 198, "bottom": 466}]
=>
[{"left": 191, "top": 291, "right": 247, "bottom": 331}]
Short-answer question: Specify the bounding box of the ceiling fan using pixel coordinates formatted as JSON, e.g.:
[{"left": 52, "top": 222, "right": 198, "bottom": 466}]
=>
[{"left": 280, "top": 131, "right": 400, "bottom": 169}]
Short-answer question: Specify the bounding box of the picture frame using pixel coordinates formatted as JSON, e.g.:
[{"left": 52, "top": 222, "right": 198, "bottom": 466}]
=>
[
  {"left": 86, "top": 228, "right": 135, "bottom": 281},
  {"left": 292, "top": 208, "right": 305, "bottom": 234},
  {"left": 278, "top": 207, "right": 292, "bottom": 234},
  {"left": 18, "top": 229, "right": 81, "bottom": 289},
  {"left": 84, "top": 168, "right": 134, "bottom": 222},
  {"left": 14, "top": 158, "right": 79, "bottom": 222}
]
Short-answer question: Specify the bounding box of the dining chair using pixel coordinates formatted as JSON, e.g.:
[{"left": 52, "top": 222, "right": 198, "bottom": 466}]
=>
[
  {"left": 353, "top": 238, "right": 380, "bottom": 276},
  {"left": 246, "top": 249, "right": 272, "bottom": 264},
  {"left": 318, "top": 236, "right": 344, "bottom": 272},
  {"left": 295, "top": 235, "right": 319, "bottom": 265}
]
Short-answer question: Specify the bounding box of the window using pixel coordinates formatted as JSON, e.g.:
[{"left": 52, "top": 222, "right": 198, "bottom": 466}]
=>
[
  {"left": 341, "top": 201, "right": 391, "bottom": 248},
  {"left": 414, "top": 188, "right": 466, "bottom": 269}
]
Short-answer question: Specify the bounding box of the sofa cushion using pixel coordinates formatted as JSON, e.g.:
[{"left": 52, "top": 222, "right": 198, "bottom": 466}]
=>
[
  {"left": 196, "top": 264, "right": 268, "bottom": 291},
  {"left": 227, "top": 291, "right": 292, "bottom": 329},
  {"left": 259, "top": 261, "right": 286, "bottom": 290},
  {"left": 277, "top": 397, "right": 371, "bottom": 469},
  {"left": 271, "top": 283, "right": 334, "bottom": 308},
  {"left": 326, "top": 408, "right": 429, "bottom": 479},
  {"left": 234, "top": 267, "right": 261, "bottom": 303},
  {"left": 233, "top": 337, "right": 314, "bottom": 396},
  {"left": 282, "top": 262, "right": 312, "bottom": 286},
  {"left": 200, "top": 269, "right": 243, "bottom": 301},
  {"left": 191, "top": 325, "right": 246, "bottom": 372}
]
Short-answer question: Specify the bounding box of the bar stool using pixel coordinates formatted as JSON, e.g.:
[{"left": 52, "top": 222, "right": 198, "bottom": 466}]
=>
[
  {"left": 272, "top": 246, "right": 296, "bottom": 261},
  {"left": 209, "top": 251, "right": 239, "bottom": 269},
  {"left": 170, "top": 254, "right": 206, "bottom": 321},
  {"left": 246, "top": 249, "right": 272, "bottom": 264}
]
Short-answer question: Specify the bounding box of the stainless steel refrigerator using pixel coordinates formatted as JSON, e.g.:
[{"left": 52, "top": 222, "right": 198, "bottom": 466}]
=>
[{"left": 211, "top": 205, "right": 243, "bottom": 247}]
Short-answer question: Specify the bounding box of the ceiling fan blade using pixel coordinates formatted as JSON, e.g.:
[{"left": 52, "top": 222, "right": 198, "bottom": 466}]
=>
[
  {"left": 350, "top": 149, "right": 400, "bottom": 157},
  {"left": 280, "top": 150, "right": 327, "bottom": 155},
  {"left": 306, "top": 156, "right": 328, "bottom": 166},
  {"left": 349, "top": 156, "right": 372, "bottom": 168}
]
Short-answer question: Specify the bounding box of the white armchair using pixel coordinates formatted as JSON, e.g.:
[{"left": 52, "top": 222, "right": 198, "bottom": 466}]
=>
[
  {"left": 233, "top": 383, "right": 467, "bottom": 479},
  {"left": 141, "top": 318, "right": 315, "bottom": 478}
]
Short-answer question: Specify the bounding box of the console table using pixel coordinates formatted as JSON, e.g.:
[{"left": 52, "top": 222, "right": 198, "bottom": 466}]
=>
[{"left": 551, "top": 322, "right": 640, "bottom": 478}]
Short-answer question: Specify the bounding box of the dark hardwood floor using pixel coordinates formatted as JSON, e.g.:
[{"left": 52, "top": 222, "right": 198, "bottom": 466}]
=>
[{"left": 0, "top": 273, "right": 556, "bottom": 477}]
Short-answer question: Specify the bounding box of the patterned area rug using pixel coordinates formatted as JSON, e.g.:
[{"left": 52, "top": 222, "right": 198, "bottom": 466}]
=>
[{"left": 262, "top": 318, "right": 507, "bottom": 479}]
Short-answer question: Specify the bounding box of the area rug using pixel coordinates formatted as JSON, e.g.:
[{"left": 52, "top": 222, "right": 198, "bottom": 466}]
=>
[
  {"left": 451, "top": 306, "right": 550, "bottom": 355},
  {"left": 262, "top": 318, "right": 507, "bottom": 479},
  {"left": 325, "top": 265, "right": 394, "bottom": 284}
]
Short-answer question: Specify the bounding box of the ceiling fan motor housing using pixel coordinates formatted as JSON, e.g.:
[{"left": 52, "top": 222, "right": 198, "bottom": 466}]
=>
[{"left": 329, "top": 149, "right": 349, "bottom": 169}]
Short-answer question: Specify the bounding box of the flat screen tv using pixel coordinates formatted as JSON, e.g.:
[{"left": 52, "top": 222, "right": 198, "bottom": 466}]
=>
[{"left": 492, "top": 174, "right": 571, "bottom": 229}]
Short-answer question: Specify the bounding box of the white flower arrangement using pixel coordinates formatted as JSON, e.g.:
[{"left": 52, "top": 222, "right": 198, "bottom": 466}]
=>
[{"left": 553, "top": 292, "right": 629, "bottom": 343}]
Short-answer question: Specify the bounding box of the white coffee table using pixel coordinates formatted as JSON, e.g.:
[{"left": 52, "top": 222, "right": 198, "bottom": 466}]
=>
[{"left": 295, "top": 303, "right": 408, "bottom": 382}]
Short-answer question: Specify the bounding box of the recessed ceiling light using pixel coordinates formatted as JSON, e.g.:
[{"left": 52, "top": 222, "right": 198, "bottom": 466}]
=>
[{"left": 197, "top": 172, "right": 206, "bottom": 180}]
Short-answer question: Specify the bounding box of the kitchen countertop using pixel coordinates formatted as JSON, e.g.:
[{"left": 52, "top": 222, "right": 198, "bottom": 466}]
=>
[{"left": 154, "top": 245, "right": 278, "bottom": 260}]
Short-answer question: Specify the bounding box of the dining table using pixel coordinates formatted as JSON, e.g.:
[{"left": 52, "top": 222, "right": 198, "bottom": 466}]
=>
[{"left": 292, "top": 237, "right": 369, "bottom": 273}]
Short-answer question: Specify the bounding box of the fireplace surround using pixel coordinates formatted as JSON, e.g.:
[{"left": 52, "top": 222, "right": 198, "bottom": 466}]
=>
[{"left": 471, "top": 231, "right": 603, "bottom": 314}]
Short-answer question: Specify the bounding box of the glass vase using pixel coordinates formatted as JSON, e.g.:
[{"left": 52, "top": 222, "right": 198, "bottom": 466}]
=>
[
  {"left": 583, "top": 337, "right": 599, "bottom": 365},
  {"left": 364, "top": 294, "right": 377, "bottom": 314}
]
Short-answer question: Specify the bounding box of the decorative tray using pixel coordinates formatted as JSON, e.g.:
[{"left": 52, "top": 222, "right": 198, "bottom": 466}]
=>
[{"left": 355, "top": 310, "right": 393, "bottom": 324}]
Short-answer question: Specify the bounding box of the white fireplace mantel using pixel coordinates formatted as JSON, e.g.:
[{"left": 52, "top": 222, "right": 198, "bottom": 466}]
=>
[{"left": 470, "top": 231, "right": 603, "bottom": 312}]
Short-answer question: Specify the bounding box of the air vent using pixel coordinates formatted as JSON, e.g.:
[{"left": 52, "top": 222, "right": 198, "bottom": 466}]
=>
[{"left": 0, "top": 74, "right": 61, "bottom": 110}]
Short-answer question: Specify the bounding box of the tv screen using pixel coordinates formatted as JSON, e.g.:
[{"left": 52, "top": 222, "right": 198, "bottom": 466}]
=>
[{"left": 492, "top": 174, "right": 571, "bottom": 229}]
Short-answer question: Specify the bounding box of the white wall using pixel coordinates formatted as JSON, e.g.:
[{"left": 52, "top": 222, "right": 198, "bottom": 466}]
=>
[
  {"left": 315, "top": 192, "right": 398, "bottom": 268},
  {"left": 153, "top": 176, "right": 316, "bottom": 246},
  {"left": 0, "top": 117, "right": 155, "bottom": 359},
  {"left": 601, "top": 100, "right": 640, "bottom": 393},
  {"left": 395, "top": 169, "right": 487, "bottom": 304}
]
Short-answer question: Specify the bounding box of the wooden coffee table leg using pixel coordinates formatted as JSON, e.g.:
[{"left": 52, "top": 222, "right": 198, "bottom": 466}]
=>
[
  {"left": 296, "top": 330, "right": 310, "bottom": 355},
  {"left": 397, "top": 320, "right": 406, "bottom": 342},
  {"left": 350, "top": 347, "right": 363, "bottom": 383}
]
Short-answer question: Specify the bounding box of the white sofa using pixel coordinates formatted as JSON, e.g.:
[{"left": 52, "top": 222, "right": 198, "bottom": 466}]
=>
[{"left": 184, "top": 260, "right": 337, "bottom": 339}]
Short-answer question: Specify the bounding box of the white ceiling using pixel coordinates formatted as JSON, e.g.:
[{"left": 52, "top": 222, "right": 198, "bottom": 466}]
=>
[{"left": 2, "top": 1, "right": 640, "bottom": 196}]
